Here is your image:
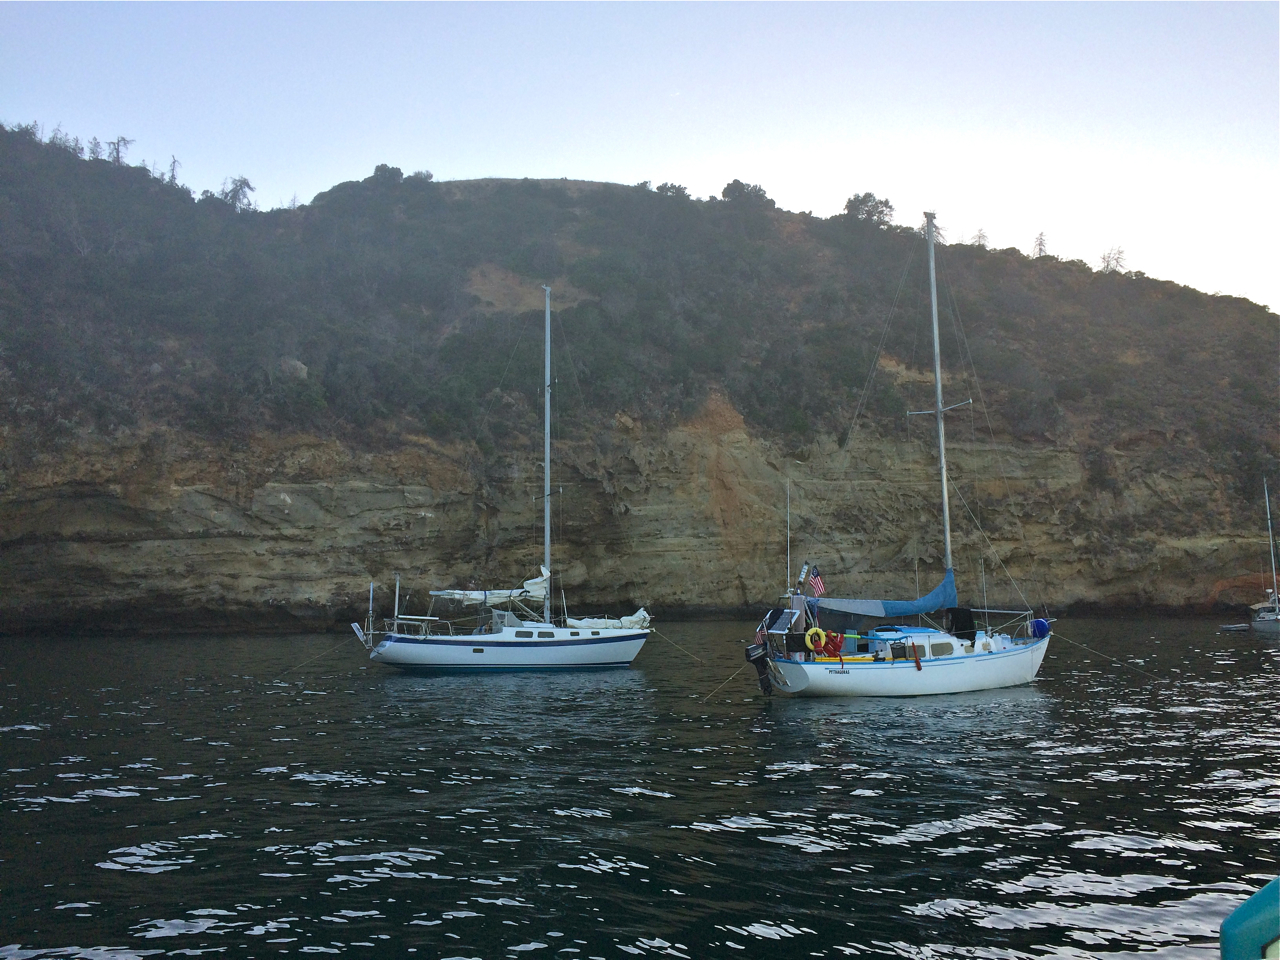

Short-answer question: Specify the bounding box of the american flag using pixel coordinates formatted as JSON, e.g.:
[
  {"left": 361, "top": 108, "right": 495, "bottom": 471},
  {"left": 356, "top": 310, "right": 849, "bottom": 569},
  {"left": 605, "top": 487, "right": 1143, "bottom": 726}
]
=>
[{"left": 808, "top": 566, "right": 825, "bottom": 597}]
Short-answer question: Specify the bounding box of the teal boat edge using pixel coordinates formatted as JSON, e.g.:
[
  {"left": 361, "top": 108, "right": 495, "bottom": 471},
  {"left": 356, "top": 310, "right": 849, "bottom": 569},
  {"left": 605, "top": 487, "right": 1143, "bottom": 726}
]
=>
[{"left": 1220, "top": 877, "right": 1279, "bottom": 960}]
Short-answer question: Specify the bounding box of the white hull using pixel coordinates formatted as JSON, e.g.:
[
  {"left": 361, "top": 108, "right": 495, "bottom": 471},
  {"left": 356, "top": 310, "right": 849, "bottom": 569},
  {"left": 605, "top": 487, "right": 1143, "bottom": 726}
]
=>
[
  {"left": 770, "top": 636, "right": 1048, "bottom": 697},
  {"left": 1253, "top": 615, "right": 1280, "bottom": 638},
  {"left": 370, "top": 624, "right": 647, "bottom": 672}
]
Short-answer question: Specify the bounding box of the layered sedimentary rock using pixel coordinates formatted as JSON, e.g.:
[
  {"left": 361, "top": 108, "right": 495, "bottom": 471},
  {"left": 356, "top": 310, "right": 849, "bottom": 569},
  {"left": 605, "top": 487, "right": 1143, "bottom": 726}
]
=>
[{"left": 0, "top": 394, "right": 1265, "bottom": 634}]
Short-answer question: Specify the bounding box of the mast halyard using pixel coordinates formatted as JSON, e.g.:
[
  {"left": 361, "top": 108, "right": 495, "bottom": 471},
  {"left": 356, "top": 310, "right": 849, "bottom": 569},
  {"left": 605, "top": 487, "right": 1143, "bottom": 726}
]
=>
[
  {"left": 924, "top": 212, "right": 954, "bottom": 572},
  {"left": 1266, "top": 478, "right": 1278, "bottom": 604},
  {"left": 545, "top": 284, "right": 555, "bottom": 624}
]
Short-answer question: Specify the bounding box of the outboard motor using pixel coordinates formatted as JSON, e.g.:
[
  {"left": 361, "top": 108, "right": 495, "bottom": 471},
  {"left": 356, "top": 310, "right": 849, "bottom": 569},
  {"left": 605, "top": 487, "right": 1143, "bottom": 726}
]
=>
[{"left": 745, "top": 642, "right": 772, "bottom": 696}]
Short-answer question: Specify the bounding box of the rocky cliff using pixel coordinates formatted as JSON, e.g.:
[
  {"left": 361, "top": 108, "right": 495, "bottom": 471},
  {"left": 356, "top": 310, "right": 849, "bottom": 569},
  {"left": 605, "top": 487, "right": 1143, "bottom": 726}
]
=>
[
  {"left": 2, "top": 125, "right": 1274, "bottom": 632},
  {"left": 1, "top": 392, "right": 1267, "bottom": 634}
]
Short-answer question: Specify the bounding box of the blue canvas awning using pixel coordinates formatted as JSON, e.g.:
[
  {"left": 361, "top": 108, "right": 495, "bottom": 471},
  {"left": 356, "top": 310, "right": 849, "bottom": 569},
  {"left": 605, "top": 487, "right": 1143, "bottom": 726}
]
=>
[{"left": 812, "top": 568, "right": 957, "bottom": 618}]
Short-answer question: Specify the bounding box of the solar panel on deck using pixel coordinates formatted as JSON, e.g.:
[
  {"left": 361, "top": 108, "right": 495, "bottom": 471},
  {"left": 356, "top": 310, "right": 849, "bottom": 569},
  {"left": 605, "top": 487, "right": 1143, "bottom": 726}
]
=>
[{"left": 768, "top": 609, "right": 801, "bottom": 634}]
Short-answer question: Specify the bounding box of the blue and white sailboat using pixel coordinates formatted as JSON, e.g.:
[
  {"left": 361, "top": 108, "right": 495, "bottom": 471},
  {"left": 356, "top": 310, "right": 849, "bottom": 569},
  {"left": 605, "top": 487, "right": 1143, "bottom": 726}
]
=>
[
  {"left": 745, "top": 212, "right": 1051, "bottom": 698},
  {"left": 354, "top": 287, "right": 650, "bottom": 672}
]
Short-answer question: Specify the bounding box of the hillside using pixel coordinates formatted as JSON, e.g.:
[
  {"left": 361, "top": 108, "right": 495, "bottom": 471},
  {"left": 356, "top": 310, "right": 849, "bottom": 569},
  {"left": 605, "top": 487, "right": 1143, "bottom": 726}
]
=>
[{"left": 1, "top": 122, "right": 1276, "bottom": 632}]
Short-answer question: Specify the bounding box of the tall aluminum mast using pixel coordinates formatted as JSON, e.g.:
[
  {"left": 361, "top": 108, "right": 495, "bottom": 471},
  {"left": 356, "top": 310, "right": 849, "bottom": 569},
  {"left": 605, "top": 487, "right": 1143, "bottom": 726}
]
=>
[
  {"left": 924, "top": 212, "right": 954, "bottom": 571},
  {"left": 545, "top": 284, "right": 555, "bottom": 624}
]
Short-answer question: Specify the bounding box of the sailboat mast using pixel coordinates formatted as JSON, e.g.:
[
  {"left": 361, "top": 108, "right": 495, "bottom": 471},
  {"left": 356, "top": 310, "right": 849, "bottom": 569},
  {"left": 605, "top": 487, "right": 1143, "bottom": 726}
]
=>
[
  {"left": 542, "top": 285, "right": 552, "bottom": 624},
  {"left": 924, "top": 212, "right": 954, "bottom": 571},
  {"left": 1266, "top": 478, "right": 1278, "bottom": 602}
]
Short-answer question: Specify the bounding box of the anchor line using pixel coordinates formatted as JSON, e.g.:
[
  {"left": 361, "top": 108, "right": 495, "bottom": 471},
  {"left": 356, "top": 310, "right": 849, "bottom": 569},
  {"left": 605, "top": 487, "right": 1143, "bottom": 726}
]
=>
[
  {"left": 1049, "top": 630, "right": 1164, "bottom": 681},
  {"left": 272, "top": 634, "right": 367, "bottom": 681},
  {"left": 652, "top": 627, "right": 705, "bottom": 663},
  {"left": 702, "top": 664, "right": 748, "bottom": 702}
]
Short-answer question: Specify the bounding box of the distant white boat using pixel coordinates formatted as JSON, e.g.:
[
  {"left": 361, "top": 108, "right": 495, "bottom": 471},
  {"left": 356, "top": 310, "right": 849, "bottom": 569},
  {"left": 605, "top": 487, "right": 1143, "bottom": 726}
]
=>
[
  {"left": 1250, "top": 480, "right": 1280, "bottom": 638},
  {"left": 745, "top": 212, "right": 1050, "bottom": 698},
  {"left": 354, "top": 287, "right": 649, "bottom": 672}
]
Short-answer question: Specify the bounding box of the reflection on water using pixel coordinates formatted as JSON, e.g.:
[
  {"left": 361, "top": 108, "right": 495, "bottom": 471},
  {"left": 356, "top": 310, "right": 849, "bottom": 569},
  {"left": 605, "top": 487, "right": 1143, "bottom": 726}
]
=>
[{"left": 0, "top": 616, "right": 1276, "bottom": 958}]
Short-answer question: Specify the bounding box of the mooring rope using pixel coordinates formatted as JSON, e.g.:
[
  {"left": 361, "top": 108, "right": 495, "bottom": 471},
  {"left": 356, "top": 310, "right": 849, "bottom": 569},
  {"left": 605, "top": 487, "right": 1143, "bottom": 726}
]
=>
[
  {"left": 1049, "top": 629, "right": 1164, "bottom": 682},
  {"left": 273, "top": 633, "right": 366, "bottom": 681},
  {"left": 652, "top": 627, "right": 705, "bottom": 663},
  {"left": 702, "top": 663, "right": 748, "bottom": 702}
]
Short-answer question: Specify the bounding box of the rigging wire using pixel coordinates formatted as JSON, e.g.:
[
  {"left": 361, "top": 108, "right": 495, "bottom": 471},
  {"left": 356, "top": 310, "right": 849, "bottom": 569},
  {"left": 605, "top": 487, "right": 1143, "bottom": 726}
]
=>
[
  {"left": 549, "top": 306, "right": 597, "bottom": 615},
  {"left": 935, "top": 244, "right": 1051, "bottom": 613},
  {"left": 847, "top": 240, "right": 919, "bottom": 434},
  {"left": 948, "top": 480, "right": 1033, "bottom": 612},
  {"left": 553, "top": 310, "right": 592, "bottom": 421},
  {"left": 476, "top": 316, "right": 530, "bottom": 434}
]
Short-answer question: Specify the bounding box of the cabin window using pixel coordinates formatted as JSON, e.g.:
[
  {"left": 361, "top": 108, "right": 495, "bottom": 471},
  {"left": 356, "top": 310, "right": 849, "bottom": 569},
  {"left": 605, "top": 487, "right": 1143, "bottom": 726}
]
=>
[
  {"left": 538, "top": 631, "right": 555, "bottom": 638},
  {"left": 570, "top": 631, "right": 580, "bottom": 637},
  {"left": 515, "top": 631, "right": 533, "bottom": 638},
  {"left": 472, "top": 648, "right": 484, "bottom": 654},
  {"left": 930, "top": 642, "right": 954, "bottom": 657},
  {"left": 592, "top": 631, "right": 600, "bottom": 636}
]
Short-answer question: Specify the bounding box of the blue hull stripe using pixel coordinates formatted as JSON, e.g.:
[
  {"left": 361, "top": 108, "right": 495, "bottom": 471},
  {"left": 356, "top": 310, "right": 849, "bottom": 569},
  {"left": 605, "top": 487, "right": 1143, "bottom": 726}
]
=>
[
  {"left": 388, "top": 662, "right": 634, "bottom": 675},
  {"left": 383, "top": 633, "right": 646, "bottom": 649}
]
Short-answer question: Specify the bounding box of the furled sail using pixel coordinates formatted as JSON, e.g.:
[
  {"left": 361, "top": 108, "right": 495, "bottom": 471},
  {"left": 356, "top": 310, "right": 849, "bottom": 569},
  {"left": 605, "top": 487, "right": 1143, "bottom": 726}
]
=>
[
  {"left": 813, "top": 568, "right": 957, "bottom": 618},
  {"left": 567, "top": 608, "right": 651, "bottom": 629},
  {"left": 430, "top": 567, "right": 550, "bottom": 606}
]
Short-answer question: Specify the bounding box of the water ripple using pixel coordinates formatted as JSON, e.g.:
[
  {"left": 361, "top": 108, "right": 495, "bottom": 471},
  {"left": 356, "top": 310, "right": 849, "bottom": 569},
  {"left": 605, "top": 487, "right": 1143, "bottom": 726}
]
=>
[{"left": 0, "top": 618, "right": 1274, "bottom": 957}]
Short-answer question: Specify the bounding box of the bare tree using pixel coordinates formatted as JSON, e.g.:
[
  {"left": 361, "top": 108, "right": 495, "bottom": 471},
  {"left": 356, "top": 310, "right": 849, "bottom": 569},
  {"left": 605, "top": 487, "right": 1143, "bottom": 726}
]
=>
[
  {"left": 1033, "top": 232, "right": 1048, "bottom": 258},
  {"left": 87, "top": 137, "right": 103, "bottom": 160},
  {"left": 972, "top": 228, "right": 988, "bottom": 248},
  {"left": 47, "top": 125, "right": 84, "bottom": 157},
  {"left": 219, "top": 176, "right": 256, "bottom": 212},
  {"left": 52, "top": 199, "right": 91, "bottom": 257},
  {"left": 107, "top": 137, "right": 134, "bottom": 165},
  {"left": 1099, "top": 246, "right": 1126, "bottom": 273},
  {"left": 168, "top": 156, "right": 181, "bottom": 185}
]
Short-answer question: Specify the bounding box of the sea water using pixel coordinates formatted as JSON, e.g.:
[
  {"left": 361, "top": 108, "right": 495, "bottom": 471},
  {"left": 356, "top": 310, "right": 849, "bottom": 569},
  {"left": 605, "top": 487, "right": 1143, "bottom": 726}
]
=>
[{"left": 1, "top": 616, "right": 1276, "bottom": 958}]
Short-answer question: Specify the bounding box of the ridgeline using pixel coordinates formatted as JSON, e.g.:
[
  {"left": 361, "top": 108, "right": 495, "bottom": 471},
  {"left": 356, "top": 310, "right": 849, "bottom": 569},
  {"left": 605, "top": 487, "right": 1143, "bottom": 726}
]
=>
[{"left": 1, "top": 122, "right": 1276, "bottom": 633}]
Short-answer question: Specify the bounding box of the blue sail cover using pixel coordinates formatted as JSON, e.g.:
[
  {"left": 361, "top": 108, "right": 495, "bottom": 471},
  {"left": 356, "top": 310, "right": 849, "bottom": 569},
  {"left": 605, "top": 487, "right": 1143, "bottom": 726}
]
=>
[{"left": 813, "top": 569, "right": 957, "bottom": 618}]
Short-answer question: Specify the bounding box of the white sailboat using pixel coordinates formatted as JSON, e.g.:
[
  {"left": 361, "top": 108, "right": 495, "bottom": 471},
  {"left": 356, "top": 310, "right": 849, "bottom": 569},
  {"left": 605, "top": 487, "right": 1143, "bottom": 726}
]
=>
[
  {"left": 1251, "top": 479, "right": 1280, "bottom": 637},
  {"left": 745, "top": 212, "right": 1051, "bottom": 698},
  {"left": 354, "top": 287, "right": 650, "bottom": 672}
]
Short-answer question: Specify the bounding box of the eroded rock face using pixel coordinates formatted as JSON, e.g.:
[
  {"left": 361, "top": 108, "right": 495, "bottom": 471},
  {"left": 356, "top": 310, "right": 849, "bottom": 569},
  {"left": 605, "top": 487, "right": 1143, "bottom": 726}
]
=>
[{"left": 0, "top": 397, "right": 1265, "bottom": 634}]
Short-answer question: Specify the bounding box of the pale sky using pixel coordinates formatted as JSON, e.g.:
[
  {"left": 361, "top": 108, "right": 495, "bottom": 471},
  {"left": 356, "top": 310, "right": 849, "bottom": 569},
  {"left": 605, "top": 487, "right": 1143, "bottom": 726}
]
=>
[{"left": 3, "top": 2, "right": 1277, "bottom": 310}]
